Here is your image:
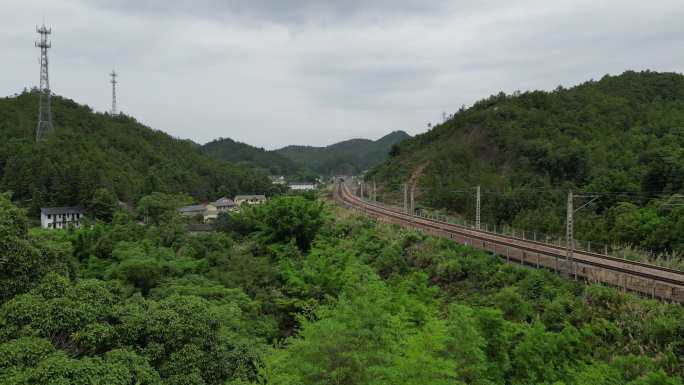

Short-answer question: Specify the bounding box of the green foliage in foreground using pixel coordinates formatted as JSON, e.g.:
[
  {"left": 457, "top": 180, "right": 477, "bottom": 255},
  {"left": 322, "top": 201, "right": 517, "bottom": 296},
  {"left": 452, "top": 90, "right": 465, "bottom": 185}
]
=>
[
  {"left": 1, "top": 193, "right": 683, "bottom": 384},
  {"left": 369, "top": 71, "right": 684, "bottom": 253}
]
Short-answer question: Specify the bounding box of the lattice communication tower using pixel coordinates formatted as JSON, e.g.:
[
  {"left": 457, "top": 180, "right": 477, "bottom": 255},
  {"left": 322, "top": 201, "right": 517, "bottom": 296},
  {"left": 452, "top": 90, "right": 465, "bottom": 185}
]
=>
[{"left": 35, "top": 23, "right": 54, "bottom": 142}]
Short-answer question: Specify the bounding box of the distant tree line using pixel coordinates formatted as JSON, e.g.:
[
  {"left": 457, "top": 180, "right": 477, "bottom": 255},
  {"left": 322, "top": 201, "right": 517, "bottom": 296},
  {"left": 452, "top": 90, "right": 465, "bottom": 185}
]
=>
[{"left": 0, "top": 91, "right": 274, "bottom": 215}]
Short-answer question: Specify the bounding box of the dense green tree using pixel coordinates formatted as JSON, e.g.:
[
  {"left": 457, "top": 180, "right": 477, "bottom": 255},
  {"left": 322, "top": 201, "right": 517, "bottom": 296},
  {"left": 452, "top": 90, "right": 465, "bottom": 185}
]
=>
[
  {"left": 1, "top": 188, "right": 684, "bottom": 384},
  {"left": 0, "top": 91, "right": 272, "bottom": 213},
  {"left": 136, "top": 192, "right": 192, "bottom": 225},
  {"left": 87, "top": 188, "right": 119, "bottom": 222},
  {"left": 0, "top": 194, "right": 73, "bottom": 303},
  {"left": 216, "top": 212, "right": 251, "bottom": 236},
  {"left": 247, "top": 196, "right": 326, "bottom": 251},
  {"left": 262, "top": 265, "right": 457, "bottom": 385},
  {"left": 368, "top": 71, "right": 684, "bottom": 254}
]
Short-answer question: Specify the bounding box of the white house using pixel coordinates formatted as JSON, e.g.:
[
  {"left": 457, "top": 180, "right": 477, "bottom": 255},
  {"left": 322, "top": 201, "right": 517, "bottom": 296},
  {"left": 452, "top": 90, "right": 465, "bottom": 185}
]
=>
[
  {"left": 178, "top": 203, "right": 218, "bottom": 223},
  {"left": 40, "top": 207, "right": 84, "bottom": 229},
  {"left": 234, "top": 195, "right": 267, "bottom": 206},
  {"left": 270, "top": 175, "right": 286, "bottom": 185},
  {"left": 204, "top": 204, "right": 218, "bottom": 221},
  {"left": 212, "top": 197, "right": 236, "bottom": 212},
  {"left": 288, "top": 182, "right": 317, "bottom": 191}
]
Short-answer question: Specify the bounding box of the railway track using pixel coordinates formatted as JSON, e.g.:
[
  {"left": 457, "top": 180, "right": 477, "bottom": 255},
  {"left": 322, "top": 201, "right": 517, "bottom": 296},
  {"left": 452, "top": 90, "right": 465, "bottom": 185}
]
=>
[{"left": 335, "top": 182, "right": 684, "bottom": 303}]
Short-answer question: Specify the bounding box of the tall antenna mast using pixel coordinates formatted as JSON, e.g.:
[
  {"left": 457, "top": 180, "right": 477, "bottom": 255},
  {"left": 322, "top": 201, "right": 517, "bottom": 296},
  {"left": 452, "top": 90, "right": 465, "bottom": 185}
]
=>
[
  {"left": 110, "top": 70, "right": 118, "bottom": 116},
  {"left": 35, "top": 23, "right": 53, "bottom": 142}
]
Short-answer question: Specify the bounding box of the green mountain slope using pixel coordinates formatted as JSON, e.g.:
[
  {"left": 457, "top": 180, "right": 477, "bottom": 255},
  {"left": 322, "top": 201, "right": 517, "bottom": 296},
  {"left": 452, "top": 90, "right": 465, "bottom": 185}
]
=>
[
  {"left": 276, "top": 130, "right": 411, "bottom": 175},
  {"left": 0, "top": 91, "right": 271, "bottom": 212},
  {"left": 201, "top": 137, "right": 302, "bottom": 175},
  {"left": 369, "top": 71, "right": 684, "bottom": 252}
]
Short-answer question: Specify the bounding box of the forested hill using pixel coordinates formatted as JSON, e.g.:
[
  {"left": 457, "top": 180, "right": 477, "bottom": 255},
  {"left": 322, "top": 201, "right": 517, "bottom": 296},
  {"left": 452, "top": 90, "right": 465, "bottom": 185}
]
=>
[
  {"left": 368, "top": 70, "right": 684, "bottom": 252},
  {"left": 201, "top": 137, "right": 303, "bottom": 175},
  {"left": 0, "top": 91, "right": 271, "bottom": 213},
  {"left": 275, "top": 130, "right": 411, "bottom": 175}
]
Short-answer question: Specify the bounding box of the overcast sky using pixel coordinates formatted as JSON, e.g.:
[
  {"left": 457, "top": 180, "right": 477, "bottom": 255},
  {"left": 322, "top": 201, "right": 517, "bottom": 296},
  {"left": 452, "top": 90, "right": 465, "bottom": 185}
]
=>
[{"left": 2, "top": 1, "right": 684, "bottom": 149}]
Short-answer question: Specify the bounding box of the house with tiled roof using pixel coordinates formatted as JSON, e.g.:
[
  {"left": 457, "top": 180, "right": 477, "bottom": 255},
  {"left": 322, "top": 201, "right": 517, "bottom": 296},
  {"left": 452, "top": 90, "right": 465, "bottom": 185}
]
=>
[
  {"left": 178, "top": 203, "right": 218, "bottom": 223},
  {"left": 211, "top": 197, "right": 236, "bottom": 212}
]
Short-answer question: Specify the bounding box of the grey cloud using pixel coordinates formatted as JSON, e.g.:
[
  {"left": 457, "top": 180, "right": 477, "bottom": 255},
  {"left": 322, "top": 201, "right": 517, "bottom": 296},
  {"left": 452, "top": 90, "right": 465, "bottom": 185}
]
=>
[
  {"left": 88, "top": 0, "right": 456, "bottom": 24},
  {"left": 297, "top": 62, "right": 438, "bottom": 110},
  {"left": 1, "top": 0, "right": 683, "bottom": 149}
]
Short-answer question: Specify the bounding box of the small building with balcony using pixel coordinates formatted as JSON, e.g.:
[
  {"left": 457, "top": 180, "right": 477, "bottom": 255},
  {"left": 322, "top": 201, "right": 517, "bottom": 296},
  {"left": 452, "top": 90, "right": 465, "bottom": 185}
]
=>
[{"left": 40, "top": 207, "right": 85, "bottom": 229}]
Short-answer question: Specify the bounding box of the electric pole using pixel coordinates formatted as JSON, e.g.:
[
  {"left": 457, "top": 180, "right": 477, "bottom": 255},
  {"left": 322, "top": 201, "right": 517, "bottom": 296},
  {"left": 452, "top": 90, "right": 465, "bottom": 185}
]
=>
[
  {"left": 476, "top": 185, "right": 481, "bottom": 230},
  {"left": 403, "top": 183, "right": 408, "bottom": 214},
  {"left": 410, "top": 184, "right": 415, "bottom": 215},
  {"left": 360, "top": 181, "right": 364, "bottom": 199},
  {"left": 566, "top": 191, "right": 600, "bottom": 279},
  {"left": 110, "top": 70, "right": 118, "bottom": 116},
  {"left": 566, "top": 190, "right": 573, "bottom": 267},
  {"left": 373, "top": 181, "right": 377, "bottom": 202},
  {"left": 35, "top": 23, "right": 54, "bottom": 142}
]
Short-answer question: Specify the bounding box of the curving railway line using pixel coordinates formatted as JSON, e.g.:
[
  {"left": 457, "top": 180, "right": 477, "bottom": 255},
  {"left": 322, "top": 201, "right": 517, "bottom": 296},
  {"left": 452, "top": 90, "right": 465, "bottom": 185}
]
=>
[{"left": 335, "top": 182, "right": 684, "bottom": 303}]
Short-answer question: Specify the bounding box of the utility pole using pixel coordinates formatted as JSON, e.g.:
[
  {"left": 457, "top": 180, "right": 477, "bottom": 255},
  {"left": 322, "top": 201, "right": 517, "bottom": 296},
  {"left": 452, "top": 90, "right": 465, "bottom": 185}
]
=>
[
  {"left": 566, "top": 190, "right": 574, "bottom": 269},
  {"left": 410, "top": 184, "right": 415, "bottom": 215},
  {"left": 372, "top": 181, "right": 377, "bottom": 202},
  {"left": 567, "top": 191, "right": 600, "bottom": 280},
  {"left": 403, "top": 183, "right": 408, "bottom": 214},
  {"left": 110, "top": 70, "right": 118, "bottom": 116},
  {"left": 35, "top": 23, "right": 54, "bottom": 142},
  {"left": 476, "top": 185, "right": 481, "bottom": 230},
  {"left": 360, "top": 181, "right": 364, "bottom": 199}
]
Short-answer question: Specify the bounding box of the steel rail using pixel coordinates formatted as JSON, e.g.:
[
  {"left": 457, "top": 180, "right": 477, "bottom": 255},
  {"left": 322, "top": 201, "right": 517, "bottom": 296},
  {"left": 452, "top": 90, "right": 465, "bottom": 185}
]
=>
[
  {"left": 349, "top": 185, "right": 684, "bottom": 278},
  {"left": 336, "top": 183, "right": 684, "bottom": 293}
]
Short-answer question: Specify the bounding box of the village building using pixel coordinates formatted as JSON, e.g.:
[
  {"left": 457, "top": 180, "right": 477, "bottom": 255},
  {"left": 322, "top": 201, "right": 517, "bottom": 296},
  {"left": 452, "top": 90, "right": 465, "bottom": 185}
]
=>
[
  {"left": 212, "top": 197, "right": 236, "bottom": 212},
  {"left": 234, "top": 195, "right": 267, "bottom": 206},
  {"left": 288, "top": 182, "right": 317, "bottom": 191},
  {"left": 178, "top": 203, "right": 218, "bottom": 223},
  {"left": 270, "top": 175, "right": 286, "bottom": 185},
  {"left": 40, "top": 206, "right": 85, "bottom": 229}
]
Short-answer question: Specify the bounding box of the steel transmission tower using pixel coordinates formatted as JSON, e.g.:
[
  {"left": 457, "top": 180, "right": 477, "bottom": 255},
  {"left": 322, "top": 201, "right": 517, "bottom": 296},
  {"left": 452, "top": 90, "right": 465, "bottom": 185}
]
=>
[
  {"left": 110, "top": 70, "right": 118, "bottom": 116},
  {"left": 35, "top": 23, "right": 53, "bottom": 142}
]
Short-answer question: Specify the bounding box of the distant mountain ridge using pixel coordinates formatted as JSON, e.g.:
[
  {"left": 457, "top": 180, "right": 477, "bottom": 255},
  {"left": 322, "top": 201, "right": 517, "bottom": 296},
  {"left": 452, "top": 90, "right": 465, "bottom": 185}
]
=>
[
  {"left": 201, "top": 137, "right": 302, "bottom": 175},
  {"left": 275, "top": 130, "right": 411, "bottom": 175}
]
